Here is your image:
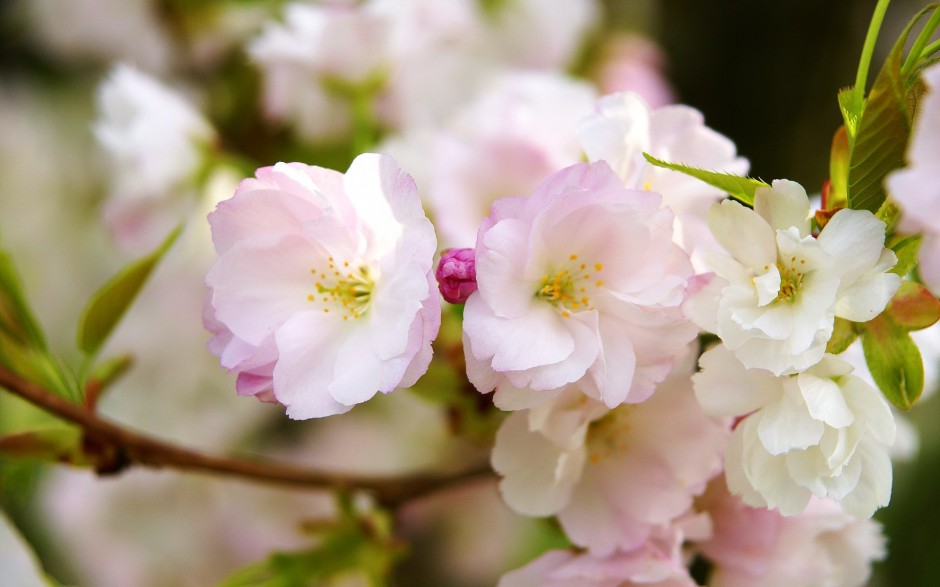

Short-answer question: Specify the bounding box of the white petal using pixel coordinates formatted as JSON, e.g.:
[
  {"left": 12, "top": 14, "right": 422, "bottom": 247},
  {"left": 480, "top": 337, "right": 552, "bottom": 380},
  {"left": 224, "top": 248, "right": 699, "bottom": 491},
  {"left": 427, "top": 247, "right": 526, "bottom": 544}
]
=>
[
  {"left": 693, "top": 345, "right": 781, "bottom": 417},
  {"left": 463, "top": 294, "right": 575, "bottom": 373},
  {"left": 577, "top": 92, "right": 651, "bottom": 183},
  {"left": 757, "top": 386, "right": 824, "bottom": 454},
  {"left": 492, "top": 412, "right": 584, "bottom": 516},
  {"left": 708, "top": 200, "right": 777, "bottom": 271},
  {"left": 753, "top": 179, "right": 812, "bottom": 236},
  {"left": 273, "top": 312, "right": 352, "bottom": 419},
  {"left": 797, "top": 372, "right": 855, "bottom": 428},
  {"left": 817, "top": 208, "right": 888, "bottom": 290},
  {"left": 753, "top": 265, "right": 782, "bottom": 307},
  {"left": 835, "top": 262, "right": 900, "bottom": 322}
]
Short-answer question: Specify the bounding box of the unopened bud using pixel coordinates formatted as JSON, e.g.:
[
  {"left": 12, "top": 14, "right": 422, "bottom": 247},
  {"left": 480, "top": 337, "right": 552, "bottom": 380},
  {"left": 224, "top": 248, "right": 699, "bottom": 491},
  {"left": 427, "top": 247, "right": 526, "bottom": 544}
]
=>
[{"left": 436, "top": 248, "right": 477, "bottom": 304}]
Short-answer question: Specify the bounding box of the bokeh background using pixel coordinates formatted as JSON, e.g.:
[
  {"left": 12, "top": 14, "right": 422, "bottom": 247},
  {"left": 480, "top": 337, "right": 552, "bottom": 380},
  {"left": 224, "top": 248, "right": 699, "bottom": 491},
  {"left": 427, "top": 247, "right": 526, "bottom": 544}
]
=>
[{"left": 0, "top": 0, "right": 938, "bottom": 585}]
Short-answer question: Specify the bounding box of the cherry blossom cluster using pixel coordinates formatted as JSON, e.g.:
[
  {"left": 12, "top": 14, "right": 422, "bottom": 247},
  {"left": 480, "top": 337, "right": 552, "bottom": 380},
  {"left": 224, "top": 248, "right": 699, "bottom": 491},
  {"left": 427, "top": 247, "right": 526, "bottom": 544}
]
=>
[
  {"left": 197, "top": 80, "right": 928, "bottom": 582},
  {"left": 75, "top": 0, "right": 940, "bottom": 584}
]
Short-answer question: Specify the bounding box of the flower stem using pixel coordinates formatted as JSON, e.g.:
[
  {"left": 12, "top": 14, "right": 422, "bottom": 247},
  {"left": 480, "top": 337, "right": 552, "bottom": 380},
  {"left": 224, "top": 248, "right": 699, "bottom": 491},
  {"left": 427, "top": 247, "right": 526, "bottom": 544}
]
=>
[
  {"left": 854, "top": 0, "right": 893, "bottom": 104},
  {"left": 923, "top": 38, "right": 940, "bottom": 59},
  {"left": 902, "top": 5, "right": 940, "bottom": 77}
]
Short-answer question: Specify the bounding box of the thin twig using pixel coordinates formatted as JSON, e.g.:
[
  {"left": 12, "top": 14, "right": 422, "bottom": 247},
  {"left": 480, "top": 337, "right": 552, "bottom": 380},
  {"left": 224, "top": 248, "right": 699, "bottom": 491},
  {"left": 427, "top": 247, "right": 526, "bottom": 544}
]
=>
[{"left": 0, "top": 364, "right": 491, "bottom": 507}]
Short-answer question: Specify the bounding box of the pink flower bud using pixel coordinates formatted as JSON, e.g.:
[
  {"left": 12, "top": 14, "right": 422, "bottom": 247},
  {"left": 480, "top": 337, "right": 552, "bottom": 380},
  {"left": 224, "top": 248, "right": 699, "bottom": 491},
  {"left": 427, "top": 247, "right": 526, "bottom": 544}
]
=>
[{"left": 436, "top": 248, "right": 477, "bottom": 304}]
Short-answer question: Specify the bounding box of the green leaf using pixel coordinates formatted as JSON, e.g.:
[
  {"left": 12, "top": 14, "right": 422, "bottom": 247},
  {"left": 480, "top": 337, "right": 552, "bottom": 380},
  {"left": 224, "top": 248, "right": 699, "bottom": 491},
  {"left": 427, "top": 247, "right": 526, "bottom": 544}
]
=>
[
  {"left": 838, "top": 87, "right": 862, "bottom": 142},
  {"left": 642, "top": 153, "right": 769, "bottom": 206},
  {"left": 885, "top": 281, "right": 940, "bottom": 331},
  {"left": 846, "top": 7, "right": 934, "bottom": 213},
  {"left": 0, "top": 511, "right": 66, "bottom": 587},
  {"left": 861, "top": 315, "right": 924, "bottom": 410},
  {"left": 826, "top": 317, "right": 859, "bottom": 355},
  {"left": 0, "top": 248, "right": 46, "bottom": 351},
  {"left": 77, "top": 225, "right": 182, "bottom": 357},
  {"left": 0, "top": 335, "right": 80, "bottom": 401},
  {"left": 846, "top": 49, "right": 909, "bottom": 212},
  {"left": 888, "top": 233, "right": 922, "bottom": 276},
  {"left": 215, "top": 511, "right": 403, "bottom": 587},
  {"left": 875, "top": 199, "right": 902, "bottom": 233}
]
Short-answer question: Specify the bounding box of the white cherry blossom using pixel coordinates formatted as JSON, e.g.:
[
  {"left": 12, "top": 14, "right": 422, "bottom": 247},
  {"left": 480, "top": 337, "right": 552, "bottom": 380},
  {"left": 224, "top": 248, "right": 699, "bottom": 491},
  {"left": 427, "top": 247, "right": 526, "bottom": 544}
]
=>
[
  {"left": 686, "top": 179, "right": 900, "bottom": 375},
  {"left": 94, "top": 63, "right": 215, "bottom": 251},
  {"left": 694, "top": 346, "right": 896, "bottom": 517}
]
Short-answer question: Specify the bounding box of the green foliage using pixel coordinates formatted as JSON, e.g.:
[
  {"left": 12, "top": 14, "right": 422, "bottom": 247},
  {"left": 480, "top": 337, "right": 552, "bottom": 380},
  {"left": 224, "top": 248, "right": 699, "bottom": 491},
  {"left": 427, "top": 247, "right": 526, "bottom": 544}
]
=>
[
  {"left": 0, "top": 428, "right": 85, "bottom": 464},
  {"left": 862, "top": 315, "right": 924, "bottom": 410},
  {"left": 0, "top": 511, "right": 67, "bottom": 587},
  {"left": 642, "top": 153, "right": 768, "bottom": 207},
  {"left": 838, "top": 88, "right": 862, "bottom": 142},
  {"left": 826, "top": 317, "right": 859, "bottom": 355},
  {"left": 845, "top": 5, "right": 940, "bottom": 213},
  {"left": 857, "top": 279, "right": 939, "bottom": 410},
  {"left": 884, "top": 281, "right": 940, "bottom": 331},
  {"left": 0, "top": 249, "right": 46, "bottom": 352},
  {"left": 0, "top": 392, "right": 85, "bottom": 467},
  {"left": 0, "top": 245, "right": 79, "bottom": 400},
  {"left": 846, "top": 40, "right": 910, "bottom": 213},
  {"left": 216, "top": 507, "right": 403, "bottom": 587},
  {"left": 887, "top": 234, "right": 922, "bottom": 276},
  {"left": 77, "top": 225, "right": 182, "bottom": 357}
]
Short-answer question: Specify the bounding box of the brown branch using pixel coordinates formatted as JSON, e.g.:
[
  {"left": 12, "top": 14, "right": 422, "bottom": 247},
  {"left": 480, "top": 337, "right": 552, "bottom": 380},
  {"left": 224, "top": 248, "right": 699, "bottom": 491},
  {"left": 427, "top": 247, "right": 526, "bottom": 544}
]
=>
[{"left": 0, "top": 364, "right": 492, "bottom": 507}]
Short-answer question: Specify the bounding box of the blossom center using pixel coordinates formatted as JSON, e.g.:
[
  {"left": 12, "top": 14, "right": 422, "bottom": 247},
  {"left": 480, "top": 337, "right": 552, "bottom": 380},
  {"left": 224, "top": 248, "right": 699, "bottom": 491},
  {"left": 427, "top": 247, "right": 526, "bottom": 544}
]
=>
[
  {"left": 586, "top": 405, "right": 634, "bottom": 464},
  {"left": 773, "top": 255, "right": 806, "bottom": 303},
  {"left": 535, "top": 253, "right": 605, "bottom": 318},
  {"left": 307, "top": 257, "right": 374, "bottom": 320}
]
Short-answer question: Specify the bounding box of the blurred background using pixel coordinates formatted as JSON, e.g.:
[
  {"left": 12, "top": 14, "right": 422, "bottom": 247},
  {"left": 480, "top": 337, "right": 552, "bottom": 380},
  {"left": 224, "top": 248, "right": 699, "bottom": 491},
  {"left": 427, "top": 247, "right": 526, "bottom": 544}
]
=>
[{"left": 0, "top": 0, "right": 937, "bottom": 585}]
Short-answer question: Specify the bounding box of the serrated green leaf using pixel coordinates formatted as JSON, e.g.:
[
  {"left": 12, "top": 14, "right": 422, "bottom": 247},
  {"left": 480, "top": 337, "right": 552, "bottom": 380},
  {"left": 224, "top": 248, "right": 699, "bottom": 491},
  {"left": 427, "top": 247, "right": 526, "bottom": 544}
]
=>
[
  {"left": 861, "top": 315, "right": 924, "bottom": 410},
  {"left": 826, "top": 317, "right": 859, "bottom": 355},
  {"left": 838, "top": 87, "right": 862, "bottom": 141},
  {"left": 0, "top": 248, "right": 46, "bottom": 351},
  {"left": 888, "top": 233, "right": 922, "bottom": 276},
  {"left": 846, "top": 6, "right": 935, "bottom": 213},
  {"left": 77, "top": 225, "right": 182, "bottom": 357},
  {"left": 642, "top": 153, "right": 768, "bottom": 206},
  {"left": 846, "top": 50, "right": 909, "bottom": 213}
]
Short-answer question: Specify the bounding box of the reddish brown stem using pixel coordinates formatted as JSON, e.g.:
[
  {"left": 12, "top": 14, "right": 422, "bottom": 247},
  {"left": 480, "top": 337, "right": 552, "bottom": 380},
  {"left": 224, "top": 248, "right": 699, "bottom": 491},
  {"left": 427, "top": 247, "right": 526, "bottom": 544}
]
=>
[{"left": 0, "top": 365, "right": 490, "bottom": 507}]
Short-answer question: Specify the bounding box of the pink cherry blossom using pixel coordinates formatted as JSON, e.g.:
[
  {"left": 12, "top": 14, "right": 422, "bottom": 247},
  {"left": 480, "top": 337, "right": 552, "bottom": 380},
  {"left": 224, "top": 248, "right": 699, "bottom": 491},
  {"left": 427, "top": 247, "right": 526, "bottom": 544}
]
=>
[
  {"left": 498, "top": 544, "right": 696, "bottom": 587},
  {"left": 578, "top": 92, "right": 748, "bottom": 271},
  {"left": 593, "top": 34, "right": 676, "bottom": 108},
  {"left": 205, "top": 154, "right": 440, "bottom": 419},
  {"left": 424, "top": 71, "right": 596, "bottom": 248},
  {"left": 463, "top": 160, "right": 697, "bottom": 407},
  {"left": 695, "top": 479, "right": 886, "bottom": 587},
  {"left": 491, "top": 358, "right": 728, "bottom": 556}
]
